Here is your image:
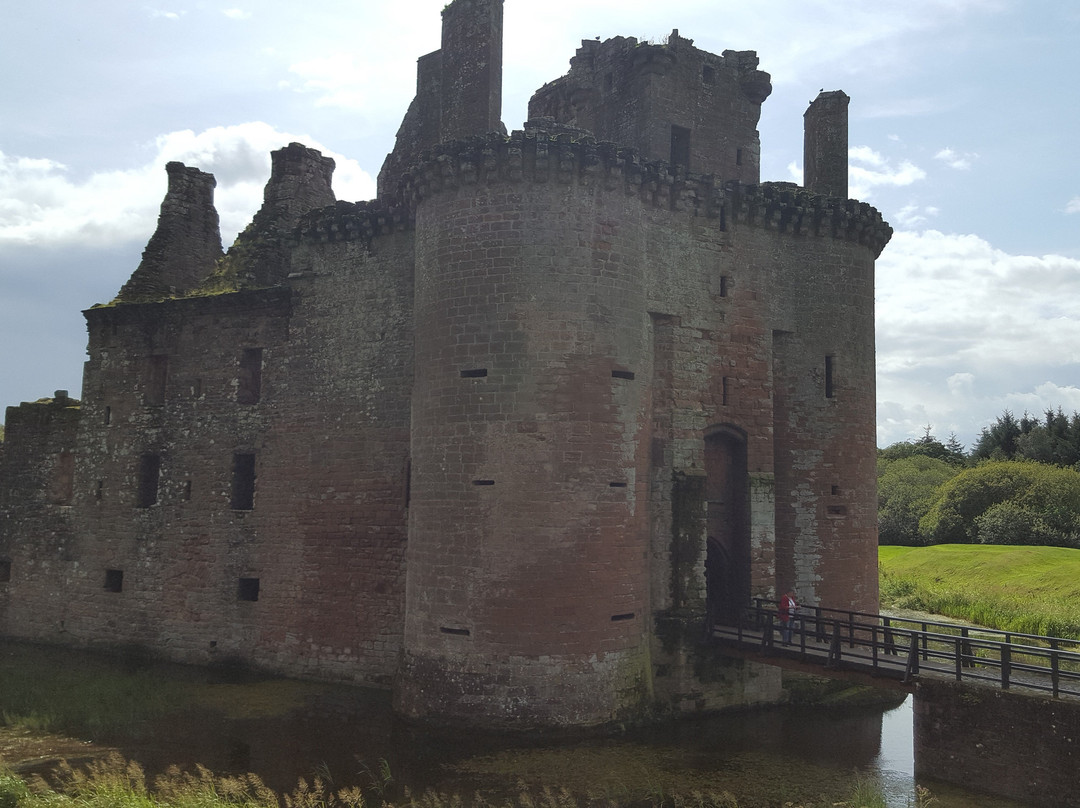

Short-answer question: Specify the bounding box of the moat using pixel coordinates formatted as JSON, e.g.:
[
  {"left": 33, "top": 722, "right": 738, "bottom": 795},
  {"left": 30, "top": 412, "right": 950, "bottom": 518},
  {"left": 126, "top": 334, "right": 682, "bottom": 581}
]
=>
[{"left": 1, "top": 643, "right": 1027, "bottom": 808}]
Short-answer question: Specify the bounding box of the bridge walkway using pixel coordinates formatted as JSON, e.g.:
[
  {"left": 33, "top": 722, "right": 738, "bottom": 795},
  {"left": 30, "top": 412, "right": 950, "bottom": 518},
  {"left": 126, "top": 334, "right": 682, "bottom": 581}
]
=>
[{"left": 711, "top": 600, "right": 1080, "bottom": 700}]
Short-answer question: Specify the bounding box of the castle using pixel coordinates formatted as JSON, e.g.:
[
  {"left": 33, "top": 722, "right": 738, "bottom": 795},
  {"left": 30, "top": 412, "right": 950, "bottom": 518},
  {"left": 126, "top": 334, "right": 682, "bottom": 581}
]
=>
[{"left": 0, "top": 0, "right": 890, "bottom": 727}]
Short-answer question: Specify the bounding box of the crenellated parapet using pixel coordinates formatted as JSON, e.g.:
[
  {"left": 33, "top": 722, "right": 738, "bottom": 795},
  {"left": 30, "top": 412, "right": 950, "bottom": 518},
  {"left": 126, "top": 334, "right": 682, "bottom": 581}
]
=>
[
  {"left": 294, "top": 200, "right": 413, "bottom": 246},
  {"left": 383, "top": 127, "right": 891, "bottom": 257},
  {"left": 728, "top": 182, "right": 893, "bottom": 258}
]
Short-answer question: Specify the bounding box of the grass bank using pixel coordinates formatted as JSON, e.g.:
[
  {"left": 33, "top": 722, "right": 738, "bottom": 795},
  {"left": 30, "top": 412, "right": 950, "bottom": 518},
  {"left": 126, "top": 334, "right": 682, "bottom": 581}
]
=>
[
  {"left": 879, "top": 544, "right": 1080, "bottom": 638},
  {"left": 0, "top": 754, "right": 927, "bottom": 808}
]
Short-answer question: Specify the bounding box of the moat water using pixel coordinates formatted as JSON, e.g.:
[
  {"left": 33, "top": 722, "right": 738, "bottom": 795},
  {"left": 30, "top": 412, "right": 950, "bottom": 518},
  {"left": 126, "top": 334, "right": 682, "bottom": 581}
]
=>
[{"left": 3, "top": 644, "right": 1028, "bottom": 808}]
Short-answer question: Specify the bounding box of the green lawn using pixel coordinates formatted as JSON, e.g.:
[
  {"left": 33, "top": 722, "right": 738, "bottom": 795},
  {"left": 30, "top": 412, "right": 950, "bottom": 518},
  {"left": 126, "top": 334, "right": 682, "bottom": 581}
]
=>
[{"left": 879, "top": 544, "right": 1080, "bottom": 638}]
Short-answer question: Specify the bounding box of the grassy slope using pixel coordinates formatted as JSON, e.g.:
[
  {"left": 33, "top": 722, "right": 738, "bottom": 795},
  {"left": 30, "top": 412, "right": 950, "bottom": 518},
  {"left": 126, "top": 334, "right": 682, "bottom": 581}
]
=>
[{"left": 879, "top": 544, "right": 1080, "bottom": 638}]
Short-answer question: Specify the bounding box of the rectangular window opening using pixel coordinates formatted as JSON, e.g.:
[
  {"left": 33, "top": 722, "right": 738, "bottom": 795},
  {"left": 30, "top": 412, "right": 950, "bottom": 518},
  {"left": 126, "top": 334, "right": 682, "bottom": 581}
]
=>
[
  {"left": 182, "top": 480, "right": 192, "bottom": 502},
  {"left": 146, "top": 355, "right": 168, "bottom": 406},
  {"left": 472, "top": 479, "right": 495, "bottom": 486},
  {"left": 49, "top": 451, "right": 75, "bottom": 505},
  {"left": 237, "top": 577, "right": 260, "bottom": 601},
  {"left": 825, "top": 355, "right": 835, "bottom": 399},
  {"left": 702, "top": 65, "right": 716, "bottom": 85},
  {"left": 611, "top": 369, "right": 635, "bottom": 380},
  {"left": 0, "top": 560, "right": 11, "bottom": 583},
  {"left": 719, "top": 275, "right": 729, "bottom": 297},
  {"left": 103, "top": 406, "right": 112, "bottom": 426},
  {"left": 670, "top": 125, "right": 691, "bottom": 169},
  {"left": 137, "top": 453, "right": 161, "bottom": 508},
  {"left": 611, "top": 612, "right": 636, "bottom": 622},
  {"left": 104, "top": 569, "right": 124, "bottom": 593},
  {"left": 608, "top": 481, "right": 628, "bottom": 488},
  {"left": 95, "top": 480, "right": 104, "bottom": 501},
  {"left": 831, "top": 485, "right": 841, "bottom": 496},
  {"left": 460, "top": 368, "right": 488, "bottom": 378},
  {"left": 736, "top": 148, "right": 743, "bottom": 166},
  {"left": 827, "top": 505, "right": 848, "bottom": 517},
  {"left": 231, "top": 452, "right": 256, "bottom": 510},
  {"left": 722, "top": 376, "right": 731, "bottom": 407},
  {"left": 439, "top": 626, "right": 471, "bottom": 636},
  {"left": 237, "top": 348, "right": 263, "bottom": 405}
]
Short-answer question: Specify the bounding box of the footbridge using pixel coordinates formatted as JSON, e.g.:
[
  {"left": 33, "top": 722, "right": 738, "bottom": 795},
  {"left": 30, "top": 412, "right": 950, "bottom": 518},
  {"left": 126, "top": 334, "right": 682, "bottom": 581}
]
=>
[{"left": 711, "top": 601, "right": 1080, "bottom": 805}]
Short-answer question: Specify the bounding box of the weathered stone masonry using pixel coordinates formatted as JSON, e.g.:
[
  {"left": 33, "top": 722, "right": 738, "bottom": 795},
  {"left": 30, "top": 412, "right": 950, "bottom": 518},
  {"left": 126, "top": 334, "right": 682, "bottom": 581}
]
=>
[{"left": 0, "top": 0, "right": 890, "bottom": 728}]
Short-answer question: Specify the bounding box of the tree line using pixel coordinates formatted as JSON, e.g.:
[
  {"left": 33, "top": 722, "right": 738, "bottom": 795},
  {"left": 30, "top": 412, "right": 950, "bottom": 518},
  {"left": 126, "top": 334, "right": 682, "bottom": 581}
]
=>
[{"left": 878, "top": 408, "right": 1080, "bottom": 548}]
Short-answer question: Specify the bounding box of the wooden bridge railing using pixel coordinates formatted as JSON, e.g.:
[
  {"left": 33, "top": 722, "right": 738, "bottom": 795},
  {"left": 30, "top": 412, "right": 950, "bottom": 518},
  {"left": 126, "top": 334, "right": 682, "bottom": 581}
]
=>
[{"left": 719, "top": 599, "right": 1080, "bottom": 699}]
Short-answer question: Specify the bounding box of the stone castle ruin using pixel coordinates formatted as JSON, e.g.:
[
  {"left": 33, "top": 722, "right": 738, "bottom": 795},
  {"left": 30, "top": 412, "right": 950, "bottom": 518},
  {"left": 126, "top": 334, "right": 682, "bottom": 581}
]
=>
[{"left": 0, "top": 0, "right": 890, "bottom": 727}]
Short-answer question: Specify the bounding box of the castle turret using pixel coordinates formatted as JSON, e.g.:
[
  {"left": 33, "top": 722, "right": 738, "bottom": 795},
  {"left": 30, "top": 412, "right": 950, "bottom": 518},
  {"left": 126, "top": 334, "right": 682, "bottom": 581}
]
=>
[
  {"left": 377, "top": 0, "right": 505, "bottom": 198},
  {"left": 803, "top": 90, "right": 849, "bottom": 198},
  {"left": 228, "top": 142, "right": 336, "bottom": 287},
  {"left": 117, "top": 162, "right": 223, "bottom": 302}
]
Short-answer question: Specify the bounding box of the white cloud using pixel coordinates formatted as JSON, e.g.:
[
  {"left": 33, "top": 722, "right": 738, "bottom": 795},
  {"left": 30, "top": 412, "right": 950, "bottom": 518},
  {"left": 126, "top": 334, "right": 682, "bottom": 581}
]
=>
[
  {"left": 1067, "top": 196, "right": 1080, "bottom": 214},
  {"left": 146, "top": 8, "right": 183, "bottom": 20},
  {"left": 222, "top": 8, "right": 252, "bottom": 21},
  {"left": 848, "top": 146, "right": 926, "bottom": 199},
  {"left": 894, "top": 204, "right": 938, "bottom": 229},
  {"left": 0, "top": 124, "right": 376, "bottom": 250},
  {"left": 934, "top": 147, "right": 977, "bottom": 170}
]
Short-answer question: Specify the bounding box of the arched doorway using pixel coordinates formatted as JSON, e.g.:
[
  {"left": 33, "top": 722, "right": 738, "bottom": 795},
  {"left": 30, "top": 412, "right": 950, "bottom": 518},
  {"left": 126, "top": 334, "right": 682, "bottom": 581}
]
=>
[{"left": 704, "top": 427, "right": 750, "bottom": 625}]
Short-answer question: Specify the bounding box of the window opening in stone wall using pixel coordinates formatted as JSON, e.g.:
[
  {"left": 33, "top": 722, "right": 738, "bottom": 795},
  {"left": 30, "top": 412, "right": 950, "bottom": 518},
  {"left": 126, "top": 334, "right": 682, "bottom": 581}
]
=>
[
  {"left": 440, "top": 626, "right": 471, "bottom": 636},
  {"left": 104, "top": 406, "right": 111, "bottom": 426},
  {"left": 825, "top": 355, "right": 835, "bottom": 398},
  {"left": 611, "top": 612, "right": 635, "bottom": 621},
  {"left": 722, "top": 376, "right": 731, "bottom": 406},
  {"left": 104, "top": 569, "right": 123, "bottom": 592},
  {"left": 719, "top": 275, "right": 729, "bottom": 297},
  {"left": 827, "top": 505, "right": 848, "bottom": 516},
  {"left": 231, "top": 452, "right": 256, "bottom": 510},
  {"left": 0, "top": 560, "right": 10, "bottom": 583},
  {"left": 146, "top": 355, "right": 168, "bottom": 406},
  {"left": 608, "top": 481, "right": 627, "bottom": 488},
  {"left": 460, "top": 368, "right": 487, "bottom": 378},
  {"left": 702, "top": 65, "right": 715, "bottom": 85},
  {"left": 611, "top": 369, "right": 635, "bottom": 380},
  {"left": 670, "top": 125, "right": 691, "bottom": 169},
  {"left": 49, "top": 451, "right": 75, "bottom": 505},
  {"left": 831, "top": 484, "right": 841, "bottom": 495},
  {"left": 472, "top": 479, "right": 495, "bottom": 486},
  {"left": 182, "top": 480, "right": 192, "bottom": 502},
  {"left": 736, "top": 148, "right": 743, "bottom": 166},
  {"left": 237, "top": 577, "right": 260, "bottom": 601},
  {"left": 237, "top": 348, "right": 263, "bottom": 405},
  {"left": 193, "top": 378, "right": 203, "bottom": 398},
  {"left": 95, "top": 480, "right": 103, "bottom": 501},
  {"left": 137, "top": 453, "right": 161, "bottom": 508}
]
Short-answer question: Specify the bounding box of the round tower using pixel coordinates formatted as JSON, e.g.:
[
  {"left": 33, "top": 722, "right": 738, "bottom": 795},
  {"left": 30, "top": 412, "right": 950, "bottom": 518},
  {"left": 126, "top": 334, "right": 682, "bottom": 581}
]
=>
[{"left": 396, "top": 131, "right": 654, "bottom": 727}]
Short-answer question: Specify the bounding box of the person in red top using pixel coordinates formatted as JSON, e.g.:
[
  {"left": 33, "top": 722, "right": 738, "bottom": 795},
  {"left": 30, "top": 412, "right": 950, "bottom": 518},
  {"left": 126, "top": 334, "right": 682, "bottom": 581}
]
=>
[{"left": 779, "top": 589, "right": 798, "bottom": 645}]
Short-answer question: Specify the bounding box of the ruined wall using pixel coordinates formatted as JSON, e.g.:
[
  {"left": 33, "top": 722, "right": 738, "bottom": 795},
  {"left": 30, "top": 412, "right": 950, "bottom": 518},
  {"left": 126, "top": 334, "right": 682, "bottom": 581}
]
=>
[
  {"left": 0, "top": 395, "right": 80, "bottom": 637},
  {"left": 528, "top": 32, "right": 770, "bottom": 184}
]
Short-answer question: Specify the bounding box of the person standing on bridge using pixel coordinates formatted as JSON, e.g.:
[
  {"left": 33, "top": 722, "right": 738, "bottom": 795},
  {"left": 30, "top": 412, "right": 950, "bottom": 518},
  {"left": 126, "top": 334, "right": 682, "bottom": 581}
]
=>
[{"left": 779, "top": 589, "right": 798, "bottom": 645}]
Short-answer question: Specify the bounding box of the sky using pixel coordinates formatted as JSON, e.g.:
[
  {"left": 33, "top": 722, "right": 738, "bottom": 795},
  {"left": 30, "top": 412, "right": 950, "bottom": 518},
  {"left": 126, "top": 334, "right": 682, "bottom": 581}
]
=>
[{"left": 1, "top": 0, "right": 1078, "bottom": 452}]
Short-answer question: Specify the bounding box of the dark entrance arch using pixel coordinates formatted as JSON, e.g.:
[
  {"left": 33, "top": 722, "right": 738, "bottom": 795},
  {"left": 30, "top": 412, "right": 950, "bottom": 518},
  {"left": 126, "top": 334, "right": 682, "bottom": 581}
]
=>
[{"left": 704, "top": 427, "right": 750, "bottom": 625}]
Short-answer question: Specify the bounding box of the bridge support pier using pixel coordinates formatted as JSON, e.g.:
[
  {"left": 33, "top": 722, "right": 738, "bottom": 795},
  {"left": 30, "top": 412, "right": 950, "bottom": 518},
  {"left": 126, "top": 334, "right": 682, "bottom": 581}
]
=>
[{"left": 914, "top": 679, "right": 1080, "bottom": 806}]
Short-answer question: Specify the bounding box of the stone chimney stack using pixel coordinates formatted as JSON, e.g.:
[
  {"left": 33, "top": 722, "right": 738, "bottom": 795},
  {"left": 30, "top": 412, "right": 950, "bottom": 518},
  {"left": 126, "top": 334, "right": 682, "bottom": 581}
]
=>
[
  {"left": 118, "top": 162, "right": 223, "bottom": 302},
  {"left": 803, "top": 90, "right": 849, "bottom": 198},
  {"left": 230, "top": 142, "right": 336, "bottom": 287},
  {"left": 439, "top": 0, "right": 504, "bottom": 141}
]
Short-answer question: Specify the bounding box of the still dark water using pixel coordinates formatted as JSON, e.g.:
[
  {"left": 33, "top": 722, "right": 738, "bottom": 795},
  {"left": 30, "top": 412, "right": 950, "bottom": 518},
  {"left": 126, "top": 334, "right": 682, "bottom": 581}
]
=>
[
  {"left": 3, "top": 643, "right": 1028, "bottom": 808},
  {"left": 113, "top": 679, "right": 1025, "bottom": 808}
]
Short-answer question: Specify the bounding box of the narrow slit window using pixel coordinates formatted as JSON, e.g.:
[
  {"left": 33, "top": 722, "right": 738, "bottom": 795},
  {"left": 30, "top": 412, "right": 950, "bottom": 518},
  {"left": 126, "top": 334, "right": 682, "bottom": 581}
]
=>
[
  {"left": 146, "top": 355, "right": 168, "bottom": 406},
  {"left": 103, "top": 406, "right": 112, "bottom": 426},
  {"left": 182, "top": 480, "right": 192, "bottom": 502},
  {"left": 722, "top": 376, "right": 731, "bottom": 406},
  {"left": 460, "top": 368, "right": 488, "bottom": 378},
  {"left": 611, "top": 370, "right": 635, "bottom": 380},
  {"left": 719, "top": 275, "right": 729, "bottom": 297},
  {"left": 440, "top": 626, "right": 471, "bottom": 636},
  {"left": 237, "top": 348, "right": 263, "bottom": 405},
  {"left": 0, "top": 560, "right": 11, "bottom": 583},
  {"left": 137, "top": 453, "right": 161, "bottom": 508},
  {"left": 95, "top": 480, "right": 104, "bottom": 501},
  {"left": 231, "top": 452, "right": 256, "bottom": 510},
  {"left": 237, "top": 577, "right": 260, "bottom": 601},
  {"left": 472, "top": 479, "right": 495, "bottom": 486},
  {"left": 736, "top": 148, "right": 743, "bottom": 166},
  {"left": 825, "top": 355, "right": 835, "bottom": 399},
  {"left": 611, "top": 612, "right": 635, "bottom": 622},
  {"left": 670, "top": 125, "right": 691, "bottom": 169},
  {"left": 104, "top": 569, "right": 123, "bottom": 593},
  {"left": 608, "top": 481, "right": 627, "bottom": 488}
]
